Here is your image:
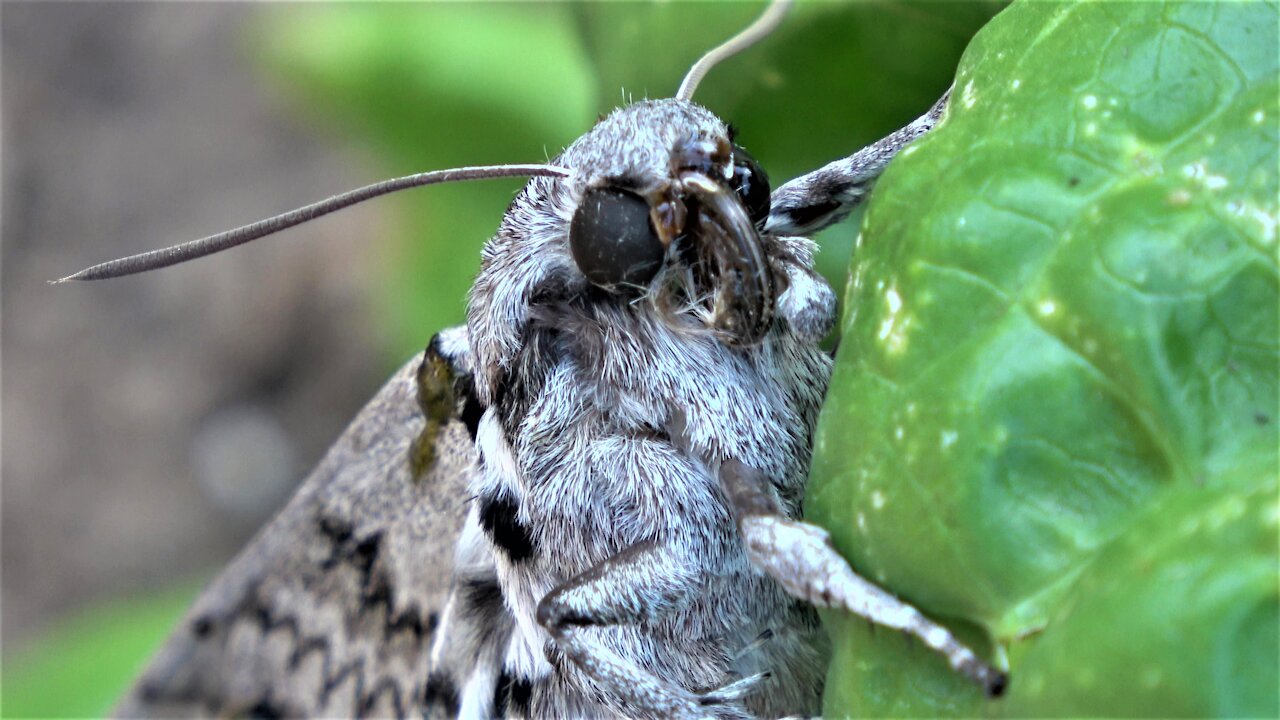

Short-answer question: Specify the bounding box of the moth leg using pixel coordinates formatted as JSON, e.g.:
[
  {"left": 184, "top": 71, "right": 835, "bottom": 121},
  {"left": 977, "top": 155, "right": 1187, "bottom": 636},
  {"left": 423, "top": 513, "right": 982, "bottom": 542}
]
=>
[
  {"left": 766, "top": 87, "right": 951, "bottom": 237},
  {"left": 719, "top": 459, "right": 1008, "bottom": 697},
  {"left": 535, "top": 542, "right": 755, "bottom": 720},
  {"left": 771, "top": 236, "right": 837, "bottom": 344}
]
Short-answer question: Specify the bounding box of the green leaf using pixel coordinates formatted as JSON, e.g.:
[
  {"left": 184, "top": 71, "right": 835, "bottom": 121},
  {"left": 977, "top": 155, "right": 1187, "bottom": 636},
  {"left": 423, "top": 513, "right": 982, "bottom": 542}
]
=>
[
  {"left": 807, "top": 0, "right": 1278, "bottom": 715},
  {"left": 1008, "top": 468, "right": 1278, "bottom": 717}
]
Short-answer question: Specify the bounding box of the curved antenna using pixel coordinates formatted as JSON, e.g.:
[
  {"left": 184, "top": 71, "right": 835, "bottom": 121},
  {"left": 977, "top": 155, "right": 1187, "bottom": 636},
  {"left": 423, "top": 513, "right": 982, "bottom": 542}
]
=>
[
  {"left": 54, "top": 164, "right": 571, "bottom": 282},
  {"left": 676, "top": 0, "right": 793, "bottom": 102}
]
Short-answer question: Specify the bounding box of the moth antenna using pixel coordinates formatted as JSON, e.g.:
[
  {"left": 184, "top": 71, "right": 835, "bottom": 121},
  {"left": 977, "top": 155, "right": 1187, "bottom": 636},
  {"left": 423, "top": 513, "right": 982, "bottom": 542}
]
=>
[
  {"left": 675, "top": 0, "right": 792, "bottom": 102},
  {"left": 54, "top": 164, "right": 572, "bottom": 282}
]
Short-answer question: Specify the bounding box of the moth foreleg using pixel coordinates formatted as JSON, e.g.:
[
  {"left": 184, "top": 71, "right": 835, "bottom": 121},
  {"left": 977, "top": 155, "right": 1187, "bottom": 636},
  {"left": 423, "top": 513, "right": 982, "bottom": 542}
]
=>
[
  {"left": 766, "top": 87, "right": 951, "bottom": 237},
  {"left": 719, "top": 459, "right": 1007, "bottom": 697},
  {"left": 536, "top": 542, "right": 756, "bottom": 720},
  {"left": 772, "top": 236, "right": 837, "bottom": 344}
]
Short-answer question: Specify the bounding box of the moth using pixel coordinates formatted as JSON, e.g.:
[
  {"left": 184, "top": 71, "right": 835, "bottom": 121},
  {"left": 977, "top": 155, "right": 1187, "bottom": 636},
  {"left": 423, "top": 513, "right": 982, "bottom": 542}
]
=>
[{"left": 62, "top": 2, "right": 1005, "bottom": 717}]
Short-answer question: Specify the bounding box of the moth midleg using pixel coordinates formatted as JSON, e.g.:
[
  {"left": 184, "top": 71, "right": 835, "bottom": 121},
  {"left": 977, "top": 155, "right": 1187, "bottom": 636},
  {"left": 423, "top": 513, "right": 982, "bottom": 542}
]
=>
[
  {"left": 771, "top": 236, "right": 838, "bottom": 343},
  {"left": 719, "top": 459, "right": 1008, "bottom": 697},
  {"left": 535, "top": 541, "right": 752, "bottom": 719}
]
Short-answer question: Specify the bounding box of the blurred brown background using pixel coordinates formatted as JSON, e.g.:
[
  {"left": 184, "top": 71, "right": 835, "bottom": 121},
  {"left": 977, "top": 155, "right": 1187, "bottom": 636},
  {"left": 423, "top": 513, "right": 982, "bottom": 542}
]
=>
[{"left": 2, "top": 2, "right": 393, "bottom": 660}]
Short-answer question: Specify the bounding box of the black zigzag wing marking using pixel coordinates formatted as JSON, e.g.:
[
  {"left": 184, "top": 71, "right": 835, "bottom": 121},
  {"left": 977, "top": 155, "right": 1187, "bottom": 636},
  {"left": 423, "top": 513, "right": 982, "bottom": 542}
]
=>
[{"left": 115, "top": 328, "right": 480, "bottom": 719}]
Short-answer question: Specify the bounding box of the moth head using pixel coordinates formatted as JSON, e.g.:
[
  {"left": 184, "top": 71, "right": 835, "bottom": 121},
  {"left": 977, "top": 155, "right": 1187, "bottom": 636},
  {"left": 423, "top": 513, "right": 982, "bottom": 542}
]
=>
[
  {"left": 555, "top": 101, "right": 777, "bottom": 345},
  {"left": 559, "top": 0, "right": 787, "bottom": 346},
  {"left": 569, "top": 132, "right": 770, "bottom": 287}
]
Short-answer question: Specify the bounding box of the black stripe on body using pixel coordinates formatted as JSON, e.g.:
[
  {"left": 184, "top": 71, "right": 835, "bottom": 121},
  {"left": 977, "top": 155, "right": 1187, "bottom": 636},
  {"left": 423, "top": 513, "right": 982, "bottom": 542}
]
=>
[
  {"left": 458, "top": 382, "right": 485, "bottom": 440},
  {"left": 492, "top": 672, "right": 512, "bottom": 717},
  {"left": 508, "top": 676, "right": 534, "bottom": 717},
  {"left": 493, "top": 325, "right": 561, "bottom": 440},
  {"left": 478, "top": 493, "right": 536, "bottom": 562}
]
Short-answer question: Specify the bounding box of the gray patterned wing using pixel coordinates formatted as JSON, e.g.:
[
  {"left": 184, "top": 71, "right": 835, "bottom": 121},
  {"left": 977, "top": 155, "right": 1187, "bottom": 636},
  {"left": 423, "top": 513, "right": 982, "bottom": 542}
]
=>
[{"left": 115, "top": 328, "right": 479, "bottom": 718}]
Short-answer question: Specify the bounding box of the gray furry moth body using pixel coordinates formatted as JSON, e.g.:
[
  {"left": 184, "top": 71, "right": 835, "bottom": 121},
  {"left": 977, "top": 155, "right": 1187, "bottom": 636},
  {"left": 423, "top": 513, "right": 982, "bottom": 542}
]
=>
[{"left": 66, "top": 2, "right": 1005, "bottom": 717}]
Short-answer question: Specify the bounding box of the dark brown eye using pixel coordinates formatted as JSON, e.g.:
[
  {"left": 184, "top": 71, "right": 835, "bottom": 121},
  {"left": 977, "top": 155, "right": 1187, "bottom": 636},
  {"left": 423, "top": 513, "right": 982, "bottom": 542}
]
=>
[
  {"left": 569, "top": 187, "right": 664, "bottom": 290},
  {"left": 729, "top": 146, "right": 770, "bottom": 228}
]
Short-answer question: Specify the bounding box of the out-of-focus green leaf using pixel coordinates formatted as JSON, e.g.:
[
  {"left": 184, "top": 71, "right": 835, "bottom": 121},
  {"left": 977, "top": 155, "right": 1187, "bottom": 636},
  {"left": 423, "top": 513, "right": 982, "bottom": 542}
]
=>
[
  {"left": 1, "top": 584, "right": 199, "bottom": 719},
  {"left": 578, "top": 0, "right": 1000, "bottom": 182},
  {"left": 808, "top": 0, "right": 1278, "bottom": 715}
]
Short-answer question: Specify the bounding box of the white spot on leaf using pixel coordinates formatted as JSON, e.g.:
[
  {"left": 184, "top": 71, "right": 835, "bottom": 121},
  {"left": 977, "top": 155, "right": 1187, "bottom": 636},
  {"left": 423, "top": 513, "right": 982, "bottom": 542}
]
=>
[
  {"left": 885, "top": 287, "right": 902, "bottom": 314},
  {"left": 877, "top": 285, "right": 911, "bottom": 353},
  {"left": 1247, "top": 205, "right": 1276, "bottom": 244}
]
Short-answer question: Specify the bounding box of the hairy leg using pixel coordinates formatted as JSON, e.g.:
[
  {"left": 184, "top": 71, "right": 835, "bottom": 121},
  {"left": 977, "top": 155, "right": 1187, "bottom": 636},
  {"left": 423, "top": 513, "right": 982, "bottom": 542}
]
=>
[
  {"left": 719, "top": 459, "right": 1007, "bottom": 697},
  {"left": 536, "top": 542, "right": 764, "bottom": 719}
]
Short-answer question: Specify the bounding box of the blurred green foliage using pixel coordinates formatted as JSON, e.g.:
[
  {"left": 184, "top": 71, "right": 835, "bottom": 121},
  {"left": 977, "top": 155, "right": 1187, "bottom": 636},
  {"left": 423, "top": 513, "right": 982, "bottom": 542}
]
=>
[
  {"left": 809, "top": 0, "right": 1279, "bottom": 715},
  {"left": 1, "top": 584, "right": 199, "bottom": 718}
]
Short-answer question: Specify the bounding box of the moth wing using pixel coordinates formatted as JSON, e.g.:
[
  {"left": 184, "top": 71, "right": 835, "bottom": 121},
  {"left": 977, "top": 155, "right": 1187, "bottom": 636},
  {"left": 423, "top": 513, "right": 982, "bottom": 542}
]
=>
[{"left": 115, "top": 328, "right": 478, "bottom": 719}]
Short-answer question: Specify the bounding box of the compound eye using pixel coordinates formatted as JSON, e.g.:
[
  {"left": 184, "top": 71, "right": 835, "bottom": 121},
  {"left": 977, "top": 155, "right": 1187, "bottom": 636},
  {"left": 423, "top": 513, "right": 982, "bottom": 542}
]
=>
[
  {"left": 569, "top": 186, "right": 664, "bottom": 290},
  {"left": 729, "top": 146, "right": 771, "bottom": 228}
]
